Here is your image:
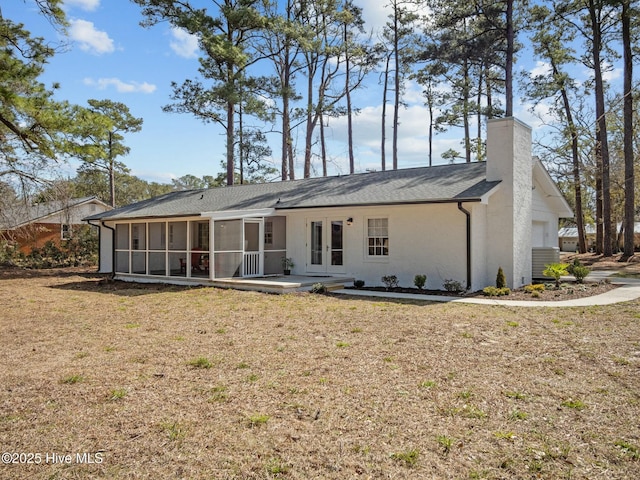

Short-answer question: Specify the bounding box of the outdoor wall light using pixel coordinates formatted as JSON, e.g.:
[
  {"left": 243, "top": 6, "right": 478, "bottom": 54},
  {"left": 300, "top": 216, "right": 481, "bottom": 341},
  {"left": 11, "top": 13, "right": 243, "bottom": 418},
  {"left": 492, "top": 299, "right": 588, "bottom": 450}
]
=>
[{"left": 347, "top": 217, "right": 353, "bottom": 225}]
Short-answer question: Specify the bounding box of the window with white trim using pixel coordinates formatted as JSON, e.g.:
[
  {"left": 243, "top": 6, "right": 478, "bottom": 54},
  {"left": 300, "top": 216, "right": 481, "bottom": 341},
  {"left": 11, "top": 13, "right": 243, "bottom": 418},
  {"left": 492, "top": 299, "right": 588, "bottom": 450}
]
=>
[
  {"left": 367, "top": 218, "right": 389, "bottom": 256},
  {"left": 61, "top": 224, "right": 71, "bottom": 240},
  {"left": 264, "top": 220, "right": 273, "bottom": 246}
]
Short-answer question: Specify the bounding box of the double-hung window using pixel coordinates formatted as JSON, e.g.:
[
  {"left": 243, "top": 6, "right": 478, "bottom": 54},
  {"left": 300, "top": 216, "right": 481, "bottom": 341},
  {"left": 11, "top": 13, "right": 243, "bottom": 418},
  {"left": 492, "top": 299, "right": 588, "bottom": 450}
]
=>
[{"left": 367, "top": 218, "right": 389, "bottom": 257}]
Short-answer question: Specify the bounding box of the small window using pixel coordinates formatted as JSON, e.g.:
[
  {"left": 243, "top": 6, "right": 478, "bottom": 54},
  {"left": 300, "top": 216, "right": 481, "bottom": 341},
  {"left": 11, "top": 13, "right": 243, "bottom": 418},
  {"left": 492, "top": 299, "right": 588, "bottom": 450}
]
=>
[
  {"left": 264, "top": 221, "right": 273, "bottom": 246},
  {"left": 61, "top": 224, "right": 71, "bottom": 240},
  {"left": 367, "top": 218, "right": 389, "bottom": 256}
]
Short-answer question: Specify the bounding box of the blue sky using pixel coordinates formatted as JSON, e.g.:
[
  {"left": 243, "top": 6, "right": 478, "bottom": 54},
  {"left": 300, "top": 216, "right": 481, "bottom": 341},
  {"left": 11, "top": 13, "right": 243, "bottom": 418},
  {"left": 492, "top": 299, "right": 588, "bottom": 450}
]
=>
[{"left": 7, "top": 0, "right": 622, "bottom": 184}]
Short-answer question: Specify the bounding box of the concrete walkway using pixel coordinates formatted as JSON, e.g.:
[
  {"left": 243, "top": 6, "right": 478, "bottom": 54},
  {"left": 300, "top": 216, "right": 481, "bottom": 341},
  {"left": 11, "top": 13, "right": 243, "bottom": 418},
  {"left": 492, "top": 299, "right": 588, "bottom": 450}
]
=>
[{"left": 332, "top": 272, "right": 640, "bottom": 307}]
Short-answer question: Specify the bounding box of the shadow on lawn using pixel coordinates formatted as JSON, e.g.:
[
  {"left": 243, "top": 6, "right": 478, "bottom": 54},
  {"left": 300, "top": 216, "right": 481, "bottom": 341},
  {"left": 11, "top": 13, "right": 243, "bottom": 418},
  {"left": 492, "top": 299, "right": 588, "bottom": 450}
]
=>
[{"left": 49, "top": 278, "right": 208, "bottom": 297}]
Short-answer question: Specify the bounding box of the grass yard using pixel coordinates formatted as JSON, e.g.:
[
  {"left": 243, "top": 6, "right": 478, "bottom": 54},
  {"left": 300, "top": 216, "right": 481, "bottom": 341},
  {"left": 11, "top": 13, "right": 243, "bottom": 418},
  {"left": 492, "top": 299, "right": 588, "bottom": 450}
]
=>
[{"left": 0, "top": 268, "right": 639, "bottom": 479}]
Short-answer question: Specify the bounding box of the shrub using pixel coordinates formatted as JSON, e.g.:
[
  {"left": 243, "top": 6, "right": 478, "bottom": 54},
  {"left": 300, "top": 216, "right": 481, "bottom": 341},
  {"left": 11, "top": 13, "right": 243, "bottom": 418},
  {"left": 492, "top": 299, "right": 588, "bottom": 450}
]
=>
[
  {"left": 567, "top": 257, "right": 581, "bottom": 275},
  {"left": 482, "top": 286, "right": 511, "bottom": 297},
  {"left": 496, "top": 266, "right": 506, "bottom": 288},
  {"left": 524, "top": 283, "right": 545, "bottom": 293},
  {"left": 3, "top": 225, "right": 99, "bottom": 269},
  {"left": 414, "top": 274, "right": 427, "bottom": 290},
  {"left": 310, "top": 282, "right": 327, "bottom": 294},
  {"left": 542, "top": 262, "right": 569, "bottom": 289},
  {"left": 353, "top": 279, "right": 365, "bottom": 288},
  {"left": 572, "top": 265, "right": 590, "bottom": 283},
  {"left": 443, "top": 279, "right": 463, "bottom": 292},
  {"left": 381, "top": 275, "right": 399, "bottom": 290}
]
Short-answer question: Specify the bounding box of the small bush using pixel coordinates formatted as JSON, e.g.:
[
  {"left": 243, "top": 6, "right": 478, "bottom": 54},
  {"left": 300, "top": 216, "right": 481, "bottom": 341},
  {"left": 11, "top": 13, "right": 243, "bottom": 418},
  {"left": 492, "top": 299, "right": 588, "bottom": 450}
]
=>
[
  {"left": 414, "top": 274, "right": 427, "bottom": 290},
  {"left": 543, "top": 262, "right": 569, "bottom": 288},
  {"left": 572, "top": 265, "right": 590, "bottom": 283},
  {"left": 310, "top": 282, "right": 327, "bottom": 294},
  {"left": 482, "top": 286, "right": 511, "bottom": 297},
  {"left": 353, "top": 279, "right": 365, "bottom": 288},
  {"left": 496, "top": 266, "right": 506, "bottom": 288},
  {"left": 381, "top": 275, "right": 399, "bottom": 290},
  {"left": 567, "top": 257, "right": 582, "bottom": 274},
  {"left": 443, "top": 279, "right": 463, "bottom": 292},
  {"left": 524, "top": 283, "right": 545, "bottom": 293}
]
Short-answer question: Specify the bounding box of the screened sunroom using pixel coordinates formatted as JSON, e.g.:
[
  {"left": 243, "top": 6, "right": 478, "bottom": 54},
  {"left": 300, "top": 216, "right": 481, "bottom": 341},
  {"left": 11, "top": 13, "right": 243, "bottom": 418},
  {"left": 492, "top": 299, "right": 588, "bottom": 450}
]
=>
[{"left": 112, "top": 215, "right": 286, "bottom": 280}]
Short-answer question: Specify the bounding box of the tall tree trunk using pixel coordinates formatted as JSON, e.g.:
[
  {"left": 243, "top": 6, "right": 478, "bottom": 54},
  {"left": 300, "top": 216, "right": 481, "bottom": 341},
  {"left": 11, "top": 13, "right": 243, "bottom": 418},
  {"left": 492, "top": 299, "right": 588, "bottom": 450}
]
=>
[
  {"left": 427, "top": 84, "right": 433, "bottom": 167},
  {"left": 505, "top": 0, "right": 514, "bottom": 117},
  {"left": 281, "top": 96, "right": 291, "bottom": 180},
  {"left": 622, "top": 0, "right": 634, "bottom": 258},
  {"left": 549, "top": 54, "right": 587, "bottom": 253},
  {"left": 281, "top": 51, "right": 291, "bottom": 181},
  {"left": 589, "top": 0, "right": 612, "bottom": 255},
  {"left": 381, "top": 53, "right": 391, "bottom": 171},
  {"left": 392, "top": 6, "right": 400, "bottom": 170},
  {"left": 108, "top": 131, "right": 115, "bottom": 207},
  {"left": 226, "top": 98, "right": 235, "bottom": 186},
  {"left": 463, "top": 59, "right": 471, "bottom": 163},
  {"left": 320, "top": 114, "right": 327, "bottom": 176},
  {"left": 476, "top": 64, "right": 483, "bottom": 162},
  {"left": 344, "top": 22, "right": 354, "bottom": 174},
  {"left": 304, "top": 71, "right": 314, "bottom": 178},
  {"left": 287, "top": 137, "right": 295, "bottom": 180},
  {"left": 238, "top": 100, "right": 244, "bottom": 185}
]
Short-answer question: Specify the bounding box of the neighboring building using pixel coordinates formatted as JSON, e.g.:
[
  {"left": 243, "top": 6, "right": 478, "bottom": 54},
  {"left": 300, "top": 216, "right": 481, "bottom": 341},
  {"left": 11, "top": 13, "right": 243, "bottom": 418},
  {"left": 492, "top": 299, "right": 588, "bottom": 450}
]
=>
[
  {"left": 85, "top": 118, "right": 573, "bottom": 291},
  {"left": 559, "top": 224, "right": 640, "bottom": 252},
  {"left": 1, "top": 196, "right": 111, "bottom": 254}
]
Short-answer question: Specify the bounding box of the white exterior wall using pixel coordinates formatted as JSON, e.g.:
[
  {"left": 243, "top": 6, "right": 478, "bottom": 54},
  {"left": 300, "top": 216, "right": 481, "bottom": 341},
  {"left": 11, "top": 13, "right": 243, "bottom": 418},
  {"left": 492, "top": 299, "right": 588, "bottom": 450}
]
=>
[
  {"left": 283, "top": 203, "right": 468, "bottom": 290},
  {"left": 469, "top": 202, "right": 490, "bottom": 289},
  {"left": 97, "top": 223, "right": 113, "bottom": 273},
  {"left": 486, "top": 118, "right": 533, "bottom": 289},
  {"left": 532, "top": 180, "right": 559, "bottom": 248}
]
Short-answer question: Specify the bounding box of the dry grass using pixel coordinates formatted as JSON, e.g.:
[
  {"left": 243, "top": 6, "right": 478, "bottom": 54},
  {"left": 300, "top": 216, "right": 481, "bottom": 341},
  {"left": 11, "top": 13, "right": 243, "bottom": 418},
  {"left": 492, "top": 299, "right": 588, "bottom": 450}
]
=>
[{"left": 1, "top": 268, "right": 639, "bottom": 479}]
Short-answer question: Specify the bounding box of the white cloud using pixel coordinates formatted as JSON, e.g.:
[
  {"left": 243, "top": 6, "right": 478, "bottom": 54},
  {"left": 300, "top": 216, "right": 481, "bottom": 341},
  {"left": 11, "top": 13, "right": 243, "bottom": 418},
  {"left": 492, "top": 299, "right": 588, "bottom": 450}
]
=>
[
  {"left": 69, "top": 19, "right": 114, "bottom": 55},
  {"left": 603, "top": 66, "right": 622, "bottom": 83},
  {"left": 63, "top": 0, "right": 100, "bottom": 11},
  {"left": 353, "top": 0, "right": 431, "bottom": 36},
  {"left": 529, "top": 61, "right": 552, "bottom": 78},
  {"left": 169, "top": 27, "right": 199, "bottom": 59},
  {"left": 84, "top": 77, "right": 157, "bottom": 94}
]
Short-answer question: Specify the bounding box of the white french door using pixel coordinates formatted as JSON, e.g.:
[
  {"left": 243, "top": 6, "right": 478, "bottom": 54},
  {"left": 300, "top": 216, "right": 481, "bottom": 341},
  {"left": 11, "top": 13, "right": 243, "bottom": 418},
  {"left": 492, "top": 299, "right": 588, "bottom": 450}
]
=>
[{"left": 307, "top": 218, "right": 345, "bottom": 274}]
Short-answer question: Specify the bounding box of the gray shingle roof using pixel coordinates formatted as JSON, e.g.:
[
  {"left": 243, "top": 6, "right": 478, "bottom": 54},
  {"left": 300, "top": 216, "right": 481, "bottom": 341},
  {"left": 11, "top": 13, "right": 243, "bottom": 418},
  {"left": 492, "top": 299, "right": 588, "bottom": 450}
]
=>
[
  {"left": 84, "top": 163, "right": 499, "bottom": 222},
  {"left": 1, "top": 196, "right": 105, "bottom": 229}
]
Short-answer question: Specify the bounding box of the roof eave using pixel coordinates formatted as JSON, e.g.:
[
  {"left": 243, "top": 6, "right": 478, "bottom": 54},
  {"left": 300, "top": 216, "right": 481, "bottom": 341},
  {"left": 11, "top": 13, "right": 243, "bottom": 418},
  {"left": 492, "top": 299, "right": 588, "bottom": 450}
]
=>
[{"left": 275, "top": 197, "right": 486, "bottom": 211}]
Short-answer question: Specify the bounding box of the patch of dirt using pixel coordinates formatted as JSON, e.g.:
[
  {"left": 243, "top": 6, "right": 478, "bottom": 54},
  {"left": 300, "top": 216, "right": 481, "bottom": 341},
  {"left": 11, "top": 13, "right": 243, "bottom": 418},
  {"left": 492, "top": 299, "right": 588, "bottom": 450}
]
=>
[
  {"left": 561, "top": 252, "right": 640, "bottom": 273},
  {"left": 484, "top": 281, "right": 617, "bottom": 301}
]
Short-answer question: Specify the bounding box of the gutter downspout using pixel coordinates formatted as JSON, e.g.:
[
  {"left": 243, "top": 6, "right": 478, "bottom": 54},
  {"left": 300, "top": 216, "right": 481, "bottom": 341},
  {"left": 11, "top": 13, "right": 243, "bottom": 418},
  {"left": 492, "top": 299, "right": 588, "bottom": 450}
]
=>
[
  {"left": 100, "top": 221, "right": 116, "bottom": 278},
  {"left": 457, "top": 202, "right": 471, "bottom": 290}
]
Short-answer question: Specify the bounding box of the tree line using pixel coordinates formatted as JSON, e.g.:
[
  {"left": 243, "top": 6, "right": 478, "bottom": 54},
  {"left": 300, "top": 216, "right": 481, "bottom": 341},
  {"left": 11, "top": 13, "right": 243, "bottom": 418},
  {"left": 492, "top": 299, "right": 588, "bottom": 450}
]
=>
[{"left": 1, "top": 0, "right": 638, "bottom": 255}]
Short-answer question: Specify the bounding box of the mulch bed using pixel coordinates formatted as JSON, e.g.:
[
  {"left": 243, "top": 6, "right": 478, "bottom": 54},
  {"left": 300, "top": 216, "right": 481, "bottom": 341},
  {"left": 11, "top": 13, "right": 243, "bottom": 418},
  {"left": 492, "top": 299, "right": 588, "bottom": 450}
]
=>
[{"left": 346, "top": 281, "right": 618, "bottom": 301}]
